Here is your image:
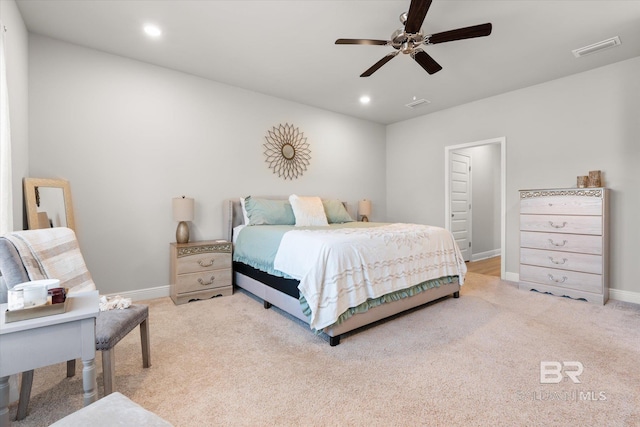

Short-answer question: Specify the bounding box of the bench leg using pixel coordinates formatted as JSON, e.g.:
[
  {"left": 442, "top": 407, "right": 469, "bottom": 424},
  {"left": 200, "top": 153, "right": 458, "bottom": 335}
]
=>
[
  {"left": 101, "top": 349, "right": 115, "bottom": 396},
  {"left": 17, "top": 370, "right": 34, "bottom": 421},
  {"left": 140, "top": 319, "right": 151, "bottom": 369}
]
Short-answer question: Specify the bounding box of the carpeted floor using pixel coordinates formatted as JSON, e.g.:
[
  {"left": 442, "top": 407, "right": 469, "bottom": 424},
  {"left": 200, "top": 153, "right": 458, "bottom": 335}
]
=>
[{"left": 7, "top": 273, "right": 640, "bottom": 426}]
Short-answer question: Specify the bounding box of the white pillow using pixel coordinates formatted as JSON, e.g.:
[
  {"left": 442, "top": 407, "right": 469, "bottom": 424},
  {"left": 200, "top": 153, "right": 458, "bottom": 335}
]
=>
[
  {"left": 289, "top": 195, "right": 329, "bottom": 227},
  {"left": 239, "top": 197, "right": 250, "bottom": 225}
]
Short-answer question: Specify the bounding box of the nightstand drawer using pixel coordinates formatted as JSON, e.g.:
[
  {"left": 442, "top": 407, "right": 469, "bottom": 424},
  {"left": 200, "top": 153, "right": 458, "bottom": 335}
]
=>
[
  {"left": 520, "top": 248, "right": 602, "bottom": 274},
  {"left": 175, "top": 268, "right": 232, "bottom": 293},
  {"left": 520, "top": 214, "right": 602, "bottom": 235},
  {"left": 176, "top": 252, "right": 231, "bottom": 274},
  {"left": 520, "top": 265, "right": 602, "bottom": 294}
]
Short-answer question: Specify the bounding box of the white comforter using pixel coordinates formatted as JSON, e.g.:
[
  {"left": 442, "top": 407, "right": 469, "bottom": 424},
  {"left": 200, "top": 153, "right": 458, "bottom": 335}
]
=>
[{"left": 273, "top": 223, "right": 467, "bottom": 330}]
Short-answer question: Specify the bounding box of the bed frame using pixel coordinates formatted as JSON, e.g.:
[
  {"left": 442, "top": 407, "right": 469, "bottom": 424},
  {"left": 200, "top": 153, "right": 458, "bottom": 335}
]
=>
[{"left": 224, "top": 198, "right": 460, "bottom": 346}]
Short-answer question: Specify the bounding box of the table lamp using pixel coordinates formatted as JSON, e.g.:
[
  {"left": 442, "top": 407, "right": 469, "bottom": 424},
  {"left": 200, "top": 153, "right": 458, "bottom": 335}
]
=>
[
  {"left": 172, "top": 196, "right": 194, "bottom": 243},
  {"left": 358, "top": 199, "right": 371, "bottom": 222}
]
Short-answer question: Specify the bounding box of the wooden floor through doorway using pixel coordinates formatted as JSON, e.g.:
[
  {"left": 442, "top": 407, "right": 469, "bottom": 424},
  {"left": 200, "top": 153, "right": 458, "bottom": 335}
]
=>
[{"left": 466, "top": 256, "right": 501, "bottom": 277}]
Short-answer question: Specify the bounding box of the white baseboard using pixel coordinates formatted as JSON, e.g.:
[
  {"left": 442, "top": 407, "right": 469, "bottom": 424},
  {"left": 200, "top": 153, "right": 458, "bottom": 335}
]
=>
[
  {"left": 104, "top": 280, "right": 640, "bottom": 307},
  {"left": 471, "top": 249, "right": 501, "bottom": 262},
  {"left": 103, "top": 285, "right": 170, "bottom": 302},
  {"left": 505, "top": 272, "right": 519, "bottom": 282},
  {"left": 609, "top": 288, "right": 640, "bottom": 305}
]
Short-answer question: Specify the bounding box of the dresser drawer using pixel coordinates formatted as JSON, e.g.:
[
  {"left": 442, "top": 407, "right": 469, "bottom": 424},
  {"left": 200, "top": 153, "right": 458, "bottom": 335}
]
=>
[
  {"left": 520, "top": 248, "right": 602, "bottom": 274},
  {"left": 176, "top": 252, "right": 231, "bottom": 274},
  {"left": 520, "top": 231, "right": 602, "bottom": 255},
  {"left": 520, "top": 265, "right": 602, "bottom": 294},
  {"left": 520, "top": 214, "right": 602, "bottom": 235},
  {"left": 520, "top": 192, "right": 603, "bottom": 215},
  {"left": 175, "top": 268, "right": 232, "bottom": 293}
]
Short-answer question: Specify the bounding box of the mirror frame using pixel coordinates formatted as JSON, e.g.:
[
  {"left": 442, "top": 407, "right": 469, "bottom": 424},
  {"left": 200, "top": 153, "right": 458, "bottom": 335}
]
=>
[{"left": 23, "top": 177, "right": 76, "bottom": 231}]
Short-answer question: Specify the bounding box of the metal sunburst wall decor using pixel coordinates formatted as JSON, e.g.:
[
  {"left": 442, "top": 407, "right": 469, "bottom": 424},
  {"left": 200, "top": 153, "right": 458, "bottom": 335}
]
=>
[{"left": 263, "top": 123, "right": 312, "bottom": 180}]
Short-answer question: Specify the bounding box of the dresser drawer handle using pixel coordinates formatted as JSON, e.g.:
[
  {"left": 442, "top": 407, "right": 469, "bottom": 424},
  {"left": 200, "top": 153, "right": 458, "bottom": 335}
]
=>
[
  {"left": 548, "top": 256, "right": 568, "bottom": 265},
  {"left": 548, "top": 274, "right": 567, "bottom": 284},
  {"left": 548, "top": 239, "right": 567, "bottom": 247},
  {"left": 198, "top": 259, "right": 215, "bottom": 267},
  {"left": 548, "top": 221, "right": 567, "bottom": 229},
  {"left": 198, "top": 276, "right": 215, "bottom": 286}
]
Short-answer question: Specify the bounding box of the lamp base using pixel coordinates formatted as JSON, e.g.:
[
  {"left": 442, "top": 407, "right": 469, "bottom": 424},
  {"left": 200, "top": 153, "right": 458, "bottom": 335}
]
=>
[
  {"left": 360, "top": 215, "right": 369, "bottom": 222},
  {"left": 176, "top": 221, "right": 190, "bottom": 244}
]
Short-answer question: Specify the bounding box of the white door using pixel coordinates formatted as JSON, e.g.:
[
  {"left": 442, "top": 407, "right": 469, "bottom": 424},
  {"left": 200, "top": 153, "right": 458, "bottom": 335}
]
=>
[{"left": 449, "top": 152, "right": 471, "bottom": 261}]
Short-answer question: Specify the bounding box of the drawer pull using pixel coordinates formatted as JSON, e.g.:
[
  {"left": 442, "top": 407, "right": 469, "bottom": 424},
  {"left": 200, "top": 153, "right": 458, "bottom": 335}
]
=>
[
  {"left": 198, "top": 259, "right": 215, "bottom": 267},
  {"left": 548, "top": 221, "right": 567, "bottom": 229},
  {"left": 548, "top": 256, "right": 568, "bottom": 265},
  {"left": 548, "top": 274, "right": 567, "bottom": 284},
  {"left": 548, "top": 239, "right": 568, "bottom": 247},
  {"left": 198, "top": 276, "right": 215, "bottom": 286}
]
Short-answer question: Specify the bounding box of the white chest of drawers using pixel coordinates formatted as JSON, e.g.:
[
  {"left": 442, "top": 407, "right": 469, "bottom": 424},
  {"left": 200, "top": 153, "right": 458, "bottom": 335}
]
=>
[{"left": 519, "top": 188, "right": 609, "bottom": 304}]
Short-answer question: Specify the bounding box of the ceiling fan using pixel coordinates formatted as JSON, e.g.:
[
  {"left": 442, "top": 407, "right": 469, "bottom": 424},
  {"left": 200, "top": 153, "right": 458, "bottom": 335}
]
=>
[{"left": 335, "top": 0, "right": 492, "bottom": 77}]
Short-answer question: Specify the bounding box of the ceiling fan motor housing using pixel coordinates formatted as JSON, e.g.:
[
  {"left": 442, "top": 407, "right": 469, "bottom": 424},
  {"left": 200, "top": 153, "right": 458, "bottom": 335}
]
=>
[{"left": 391, "top": 28, "right": 425, "bottom": 53}]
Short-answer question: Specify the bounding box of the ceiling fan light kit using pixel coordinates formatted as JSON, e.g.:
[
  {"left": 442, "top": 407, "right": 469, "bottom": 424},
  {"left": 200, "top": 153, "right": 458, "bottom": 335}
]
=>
[{"left": 335, "top": 0, "right": 492, "bottom": 77}]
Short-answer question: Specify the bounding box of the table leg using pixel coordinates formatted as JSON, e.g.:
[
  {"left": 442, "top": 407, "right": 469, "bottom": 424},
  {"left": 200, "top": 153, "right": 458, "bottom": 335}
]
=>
[
  {"left": 81, "top": 358, "right": 98, "bottom": 406},
  {"left": 0, "top": 376, "right": 10, "bottom": 427}
]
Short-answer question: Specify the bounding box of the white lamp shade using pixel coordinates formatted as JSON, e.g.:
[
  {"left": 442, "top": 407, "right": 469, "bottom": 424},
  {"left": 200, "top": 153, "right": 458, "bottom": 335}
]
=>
[
  {"left": 172, "top": 197, "right": 194, "bottom": 222},
  {"left": 358, "top": 199, "right": 372, "bottom": 217}
]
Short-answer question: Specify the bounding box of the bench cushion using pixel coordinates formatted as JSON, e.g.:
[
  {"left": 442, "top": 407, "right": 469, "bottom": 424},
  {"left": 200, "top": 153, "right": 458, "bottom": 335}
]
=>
[
  {"left": 50, "top": 392, "right": 172, "bottom": 426},
  {"left": 95, "top": 304, "right": 148, "bottom": 350}
]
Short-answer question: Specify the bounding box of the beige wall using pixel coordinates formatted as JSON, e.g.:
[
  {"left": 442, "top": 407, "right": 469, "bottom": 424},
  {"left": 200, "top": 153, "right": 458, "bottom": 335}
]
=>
[
  {"left": 28, "top": 35, "right": 386, "bottom": 296},
  {"left": 15, "top": 11, "right": 640, "bottom": 302},
  {"left": 386, "top": 56, "right": 640, "bottom": 298}
]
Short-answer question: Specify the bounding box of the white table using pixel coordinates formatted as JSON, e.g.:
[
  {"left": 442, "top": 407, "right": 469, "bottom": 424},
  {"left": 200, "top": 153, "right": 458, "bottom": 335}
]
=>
[{"left": 0, "top": 291, "right": 99, "bottom": 426}]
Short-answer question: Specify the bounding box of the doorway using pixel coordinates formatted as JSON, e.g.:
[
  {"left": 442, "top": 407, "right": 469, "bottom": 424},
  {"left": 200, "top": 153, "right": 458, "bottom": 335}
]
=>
[{"left": 444, "top": 137, "right": 506, "bottom": 279}]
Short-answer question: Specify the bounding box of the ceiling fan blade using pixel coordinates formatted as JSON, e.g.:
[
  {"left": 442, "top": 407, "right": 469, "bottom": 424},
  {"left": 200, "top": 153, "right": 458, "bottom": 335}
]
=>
[
  {"left": 360, "top": 52, "right": 399, "bottom": 77},
  {"left": 335, "top": 38, "right": 389, "bottom": 46},
  {"left": 405, "top": 0, "right": 433, "bottom": 34},
  {"left": 427, "top": 23, "right": 492, "bottom": 44},
  {"left": 411, "top": 49, "right": 442, "bottom": 74}
]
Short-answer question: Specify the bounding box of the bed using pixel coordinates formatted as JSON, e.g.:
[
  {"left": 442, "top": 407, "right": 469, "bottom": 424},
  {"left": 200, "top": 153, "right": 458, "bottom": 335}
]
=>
[{"left": 224, "top": 196, "right": 466, "bottom": 346}]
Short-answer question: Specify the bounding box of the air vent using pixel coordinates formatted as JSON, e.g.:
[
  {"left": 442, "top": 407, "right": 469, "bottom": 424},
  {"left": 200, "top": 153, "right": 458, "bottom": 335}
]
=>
[
  {"left": 405, "top": 98, "right": 431, "bottom": 109},
  {"left": 572, "top": 36, "right": 621, "bottom": 58}
]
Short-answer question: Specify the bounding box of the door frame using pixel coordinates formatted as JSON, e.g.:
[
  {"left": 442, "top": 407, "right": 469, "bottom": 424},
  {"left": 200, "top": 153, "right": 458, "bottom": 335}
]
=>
[{"left": 444, "top": 136, "right": 506, "bottom": 279}]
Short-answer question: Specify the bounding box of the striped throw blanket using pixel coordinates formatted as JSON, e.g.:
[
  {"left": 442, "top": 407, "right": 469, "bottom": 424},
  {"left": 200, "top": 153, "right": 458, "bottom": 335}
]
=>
[{"left": 4, "top": 227, "right": 96, "bottom": 294}]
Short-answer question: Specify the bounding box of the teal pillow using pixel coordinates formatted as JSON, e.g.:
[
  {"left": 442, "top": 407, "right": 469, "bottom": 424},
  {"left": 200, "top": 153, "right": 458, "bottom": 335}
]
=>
[
  {"left": 244, "top": 196, "right": 296, "bottom": 225},
  {"left": 323, "top": 200, "right": 354, "bottom": 224}
]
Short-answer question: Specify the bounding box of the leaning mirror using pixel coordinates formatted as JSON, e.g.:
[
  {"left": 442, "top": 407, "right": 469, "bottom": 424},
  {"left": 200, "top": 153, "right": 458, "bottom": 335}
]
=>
[{"left": 23, "top": 178, "right": 75, "bottom": 231}]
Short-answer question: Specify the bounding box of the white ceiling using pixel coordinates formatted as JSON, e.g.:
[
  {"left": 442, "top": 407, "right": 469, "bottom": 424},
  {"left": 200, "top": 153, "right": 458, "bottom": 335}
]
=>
[{"left": 15, "top": 0, "right": 640, "bottom": 125}]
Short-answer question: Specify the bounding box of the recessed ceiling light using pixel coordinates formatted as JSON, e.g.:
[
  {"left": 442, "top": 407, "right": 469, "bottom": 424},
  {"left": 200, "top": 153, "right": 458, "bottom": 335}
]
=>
[
  {"left": 359, "top": 96, "right": 371, "bottom": 104},
  {"left": 144, "top": 24, "right": 162, "bottom": 38}
]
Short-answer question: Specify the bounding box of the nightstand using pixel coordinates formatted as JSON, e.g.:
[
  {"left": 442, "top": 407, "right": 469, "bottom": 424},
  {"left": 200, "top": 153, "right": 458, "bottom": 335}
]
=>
[{"left": 170, "top": 240, "right": 233, "bottom": 305}]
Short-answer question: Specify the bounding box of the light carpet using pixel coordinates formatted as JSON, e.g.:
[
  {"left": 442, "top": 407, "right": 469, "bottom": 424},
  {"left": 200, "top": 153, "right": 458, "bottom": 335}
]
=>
[{"left": 7, "top": 273, "right": 640, "bottom": 426}]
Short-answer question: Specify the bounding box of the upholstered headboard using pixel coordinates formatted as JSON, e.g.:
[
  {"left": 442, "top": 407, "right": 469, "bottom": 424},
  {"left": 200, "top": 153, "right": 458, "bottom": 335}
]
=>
[{"left": 223, "top": 197, "right": 352, "bottom": 243}]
